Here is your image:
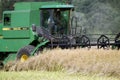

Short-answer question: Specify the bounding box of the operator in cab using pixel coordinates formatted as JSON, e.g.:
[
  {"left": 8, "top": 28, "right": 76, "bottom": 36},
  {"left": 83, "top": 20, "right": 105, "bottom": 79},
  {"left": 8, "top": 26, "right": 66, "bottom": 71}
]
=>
[{"left": 48, "top": 9, "right": 65, "bottom": 36}]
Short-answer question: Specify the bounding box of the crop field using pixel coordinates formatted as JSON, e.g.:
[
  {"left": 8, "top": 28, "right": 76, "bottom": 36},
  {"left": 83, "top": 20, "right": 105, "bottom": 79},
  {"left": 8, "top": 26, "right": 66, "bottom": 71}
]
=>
[
  {"left": 1, "top": 48, "right": 120, "bottom": 80},
  {"left": 0, "top": 71, "right": 119, "bottom": 80}
]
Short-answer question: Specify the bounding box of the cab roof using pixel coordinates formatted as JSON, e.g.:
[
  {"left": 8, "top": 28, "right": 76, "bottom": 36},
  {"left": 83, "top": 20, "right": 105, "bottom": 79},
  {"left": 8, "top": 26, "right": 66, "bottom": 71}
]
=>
[
  {"left": 14, "top": 2, "right": 74, "bottom": 11},
  {"left": 41, "top": 4, "right": 74, "bottom": 9}
]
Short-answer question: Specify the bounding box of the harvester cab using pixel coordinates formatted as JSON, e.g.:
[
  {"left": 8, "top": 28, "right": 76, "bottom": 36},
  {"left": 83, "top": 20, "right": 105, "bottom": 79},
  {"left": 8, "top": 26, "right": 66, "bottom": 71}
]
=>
[
  {"left": 37, "top": 5, "right": 74, "bottom": 36},
  {"left": 30, "top": 3, "right": 76, "bottom": 53},
  {"left": 41, "top": 8, "right": 67, "bottom": 35}
]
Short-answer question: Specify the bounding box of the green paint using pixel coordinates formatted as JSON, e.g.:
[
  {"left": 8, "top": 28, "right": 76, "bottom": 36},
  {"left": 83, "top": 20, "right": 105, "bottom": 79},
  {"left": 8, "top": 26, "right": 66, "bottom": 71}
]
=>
[
  {"left": 0, "top": 39, "right": 32, "bottom": 52},
  {"left": 31, "top": 40, "right": 49, "bottom": 56},
  {"left": 3, "top": 30, "right": 30, "bottom": 38}
]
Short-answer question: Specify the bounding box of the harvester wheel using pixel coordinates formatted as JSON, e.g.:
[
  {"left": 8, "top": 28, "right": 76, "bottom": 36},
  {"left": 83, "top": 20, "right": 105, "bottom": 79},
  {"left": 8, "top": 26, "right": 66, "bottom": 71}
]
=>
[
  {"left": 80, "top": 35, "right": 91, "bottom": 48},
  {"left": 16, "top": 45, "right": 35, "bottom": 62},
  {"left": 114, "top": 33, "right": 120, "bottom": 49},
  {"left": 97, "top": 35, "right": 110, "bottom": 49}
]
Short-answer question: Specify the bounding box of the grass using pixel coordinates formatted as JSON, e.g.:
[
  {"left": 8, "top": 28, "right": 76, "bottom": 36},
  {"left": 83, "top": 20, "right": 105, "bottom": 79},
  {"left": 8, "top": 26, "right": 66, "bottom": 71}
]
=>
[
  {"left": 4, "top": 48, "right": 120, "bottom": 78},
  {"left": 0, "top": 71, "right": 119, "bottom": 80}
]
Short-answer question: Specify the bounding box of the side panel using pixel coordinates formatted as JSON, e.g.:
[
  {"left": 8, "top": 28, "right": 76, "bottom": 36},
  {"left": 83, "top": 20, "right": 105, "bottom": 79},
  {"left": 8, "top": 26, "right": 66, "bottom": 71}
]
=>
[
  {"left": 30, "top": 10, "right": 40, "bottom": 26},
  {"left": 3, "top": 30, "right": 30, "bottom": 38},
  {"left": 11, "top": 11, "right": 30, "bottom": 27},
  {"left": 15, "top": 3, "right": 31, "bottom": 11},
  {"left": 0, "top": 39, "right": 32, "bottom": 52},
  {"left": 2, "top": 11, "right": 31, "bottom": 38},
  {"left": 0, "top": 10, "right": 36, "bottom": 52}
]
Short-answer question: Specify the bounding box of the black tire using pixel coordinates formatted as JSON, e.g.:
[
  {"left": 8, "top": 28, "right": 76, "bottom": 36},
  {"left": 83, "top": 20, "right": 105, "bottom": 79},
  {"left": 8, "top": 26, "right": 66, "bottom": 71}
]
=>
[{"left": 16, "top": 45, "right": 35, "bottom": 61}]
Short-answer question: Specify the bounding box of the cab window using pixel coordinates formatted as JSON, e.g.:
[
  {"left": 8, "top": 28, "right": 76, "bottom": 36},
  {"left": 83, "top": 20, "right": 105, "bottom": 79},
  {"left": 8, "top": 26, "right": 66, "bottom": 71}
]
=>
[{"left": 4, "top": 14, "right": 11, "bottom": 26}]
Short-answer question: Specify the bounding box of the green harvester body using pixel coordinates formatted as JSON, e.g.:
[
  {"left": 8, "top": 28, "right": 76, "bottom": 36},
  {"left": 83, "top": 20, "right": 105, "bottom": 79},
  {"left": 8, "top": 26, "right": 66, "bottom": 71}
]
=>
[{"left": 0, "top": 1, "right": 74, "bottom": 64}]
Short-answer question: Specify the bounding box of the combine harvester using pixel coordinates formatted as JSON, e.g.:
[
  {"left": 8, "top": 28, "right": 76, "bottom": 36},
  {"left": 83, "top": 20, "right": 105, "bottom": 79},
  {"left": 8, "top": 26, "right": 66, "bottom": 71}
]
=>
[{"left": 0, "top": 1, "right": 120, "bottom": 68}]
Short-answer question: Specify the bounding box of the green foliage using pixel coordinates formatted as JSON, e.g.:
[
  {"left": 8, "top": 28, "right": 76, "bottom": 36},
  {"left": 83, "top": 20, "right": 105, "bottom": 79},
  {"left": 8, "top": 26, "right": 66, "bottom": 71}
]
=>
[{"left": 72, "top": 0, "right": 120, "bottom": 34}]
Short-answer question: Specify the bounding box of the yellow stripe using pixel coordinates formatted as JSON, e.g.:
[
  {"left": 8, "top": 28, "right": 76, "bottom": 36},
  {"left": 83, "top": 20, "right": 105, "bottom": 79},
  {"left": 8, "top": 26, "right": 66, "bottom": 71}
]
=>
[
  {"left": 2, "top": 27, "right": 29, "bottom": 31},
  {"left": 0, "top": 36, "right": 3, "bottom": 38},
  {"left": 2, "top": 28, "right": 11, "bottom": 30}
]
